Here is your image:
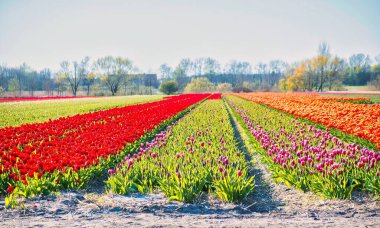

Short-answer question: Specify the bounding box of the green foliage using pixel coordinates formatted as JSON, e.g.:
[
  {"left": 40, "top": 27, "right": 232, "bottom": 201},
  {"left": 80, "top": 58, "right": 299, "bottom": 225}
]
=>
[
  {"left": 232, "top": 86, "right": 253, "bottom": 93},
  {"left": 253, "top": 102, "right": 378, "bottom": 151},
  {"left": 216, "top": 83, "right": 233, "bottom": 92},
  {"left": 106, "top": 100, "right": 254, "bottom": 203},
  {"left": 4, "top": 97, "right": 197, "bottom": 208},
  {"left": 226, "top": 95, "right": 380, "bottom": 199},
  {"left": 159, "top": 172, "right": 208, "bottom": 202},
  {"left": 159, "top": 80, "right": 178, "bottom": 95},
  {"left": 184, "top": 77, "right": 215, "bottom": 93},
  {"left": 214, "top": 169, "right": 254, "bottom": 202},
  {"left": 7, "top": 78, "right": 20, "bottom": 93},
  {"left": 242, "top": 81, "right": 253, "bottom": 90}
]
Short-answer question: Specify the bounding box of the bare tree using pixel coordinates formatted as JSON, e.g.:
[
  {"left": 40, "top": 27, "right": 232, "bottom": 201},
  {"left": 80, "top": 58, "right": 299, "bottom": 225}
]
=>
[
  {"left": 0, "top": 65, "right": 5, "bottom": 92},
  {"left": 16, "top": 63, "right": 29, "bottom": 96},
  {"left": 203, "top": 57, "right": 220, "bottom": 75},
  {"left": 224, "top": 60, "right": 252, "bottom": 75},
  {"left": 40, "top": 69, "right": 54, "bottom": 96},
  {"left": 173, "top": 58, "right": 192, "bottom": 89},
  {"left": 0, "top": 65, "right": 10, "bottom": 94},
  {"left": 268, "top": 60, "right": 287, "bottom": 86},
  {"left": 314, "top": 42, "right": 331, "bottom": 91},
  {"left": 95, "top": 56, "right": 132, "bottom": 96},
  {"left": 82, "top": 72, "right": 95, "bottom": 96},
  {"left": 326, "top": 56, "right": 345, "bottom": 90},
  {"left": 60, "top": 56, "right": 89, "bottom": 96},
  {"left": 27, "top": 71, "right": 38, "bottom": 96},
  {"left": 318, "top": 41, "right": 330, "bottom": 57},
  {"left": 349, "top": 53, "right": 371, "bottom": 74},
  {"left": 375, "top": 54, "right": 380, "bottom": 65},
  {"left": 255, "top": 62, "right": 268, "bottom": 86},
  {"left": 159, "top": 64, "right": 173, "bottom": 81}
]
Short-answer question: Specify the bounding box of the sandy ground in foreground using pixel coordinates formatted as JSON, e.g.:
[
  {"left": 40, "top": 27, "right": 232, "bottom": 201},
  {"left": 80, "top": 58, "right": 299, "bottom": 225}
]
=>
[{"left": 0, "top": 188, "right": 379, "bottom": 228}]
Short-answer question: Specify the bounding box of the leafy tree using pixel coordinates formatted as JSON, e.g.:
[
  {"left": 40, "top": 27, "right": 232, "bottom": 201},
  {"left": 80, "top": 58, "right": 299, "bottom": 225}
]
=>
[
  {"left": 369, "top": 63, "right": 380, "bottom": 90},
  {"left": 216, "top": 83, "right": 232, "bottom": 92},
  {"left": 55, "top": 74, "right": 67, "bottom": 96},
  {"left": 7, "top": 78, "right": 20, "bottom": 96},
  {"left": 279, "top": 78, "right": 286, "bottom": 91},
  {"left": 279, "top": 62, "right": 305, "bottom": 91},
  {"left": 232, "top": 86, "right": 252, "bottom": 93},
  {"left": 159, "top": 80, "right": 178, "bottom": 94},
  {"left": 279, "top": 43, "right": 345, "bottom": 92},
  {"left": 184, "top": 77, "right": 215, "bottom": 93},
  {"left": 343, "top": 53, "right": 372, "bottom": 85},
  {"left": 242, "top": 81, "right": 254, "bottom": 90}
]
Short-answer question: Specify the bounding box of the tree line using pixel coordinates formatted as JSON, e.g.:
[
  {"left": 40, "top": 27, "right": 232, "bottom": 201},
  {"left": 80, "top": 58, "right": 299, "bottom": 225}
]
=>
[
  {"left": 279, "top": 43, "right": 380, "bottom": 92},
  {"left": 159, "top": 58, "right": 287, "bottom": 91},
  {"left": 159, "top": 46, "right": 380, "bottom": 93},
  {"left": 0, "top": 56, "right": 159, "bottom": 97},
  {"left": 1, "top": 44, "right": 380, "bottom": 96}
]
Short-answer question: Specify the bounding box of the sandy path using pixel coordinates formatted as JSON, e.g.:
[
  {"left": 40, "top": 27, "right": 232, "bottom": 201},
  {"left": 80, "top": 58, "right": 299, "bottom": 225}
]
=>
[{"left": 0, "top": 188, "right": 379, "bottom": 227}]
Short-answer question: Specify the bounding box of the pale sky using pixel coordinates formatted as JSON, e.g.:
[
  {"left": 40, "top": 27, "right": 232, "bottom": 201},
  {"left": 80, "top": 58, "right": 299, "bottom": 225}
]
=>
[{"left": 0, "top": 0, "right": 379, "bottom": 73}]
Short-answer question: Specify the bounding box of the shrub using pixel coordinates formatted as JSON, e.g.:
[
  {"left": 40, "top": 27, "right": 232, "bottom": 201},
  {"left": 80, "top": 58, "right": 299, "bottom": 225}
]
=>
[
  {"left": 160, "top": 81, "right": 179, "bottom": 95},
  {"left": 232, "top": 86, "right": 253, "bottom": 93}
]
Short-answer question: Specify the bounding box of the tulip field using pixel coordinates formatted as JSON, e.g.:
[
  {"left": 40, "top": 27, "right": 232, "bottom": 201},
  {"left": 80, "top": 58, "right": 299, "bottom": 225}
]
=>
[
  {"left": 226, "top": 95, "right": 379, "bottom": 199},
  {"left": 0, "top": 94, "right": 208, "bottom": 206},
  {"left": 106, "top": 99, "right": 254, "bottom": 202},
  {"left": 0, "top": 93, "right": 379, "bottom": 208},
  {"left": 233, "top": 93, "right": 380, "bottom": 149}
]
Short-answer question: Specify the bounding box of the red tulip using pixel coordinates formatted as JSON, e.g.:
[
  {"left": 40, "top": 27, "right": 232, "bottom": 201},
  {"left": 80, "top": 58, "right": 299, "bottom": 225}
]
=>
[{"left": 7, "top": 185, "right": 15, "bottom": 193}]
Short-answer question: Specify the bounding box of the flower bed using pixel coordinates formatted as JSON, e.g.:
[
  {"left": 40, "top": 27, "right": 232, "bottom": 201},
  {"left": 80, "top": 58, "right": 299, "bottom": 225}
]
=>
[
  {"left": 106, "top": 100, "right": 254, "bottom": 202},
  {"left": 1, "top": 94, "right": 209, "bottom": 206},
  {"left": 226, "top": 95, "right": 379, "bottom": 199},
  {"left": 234, "top": 93, "right": 380, "bottom": 149}
]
